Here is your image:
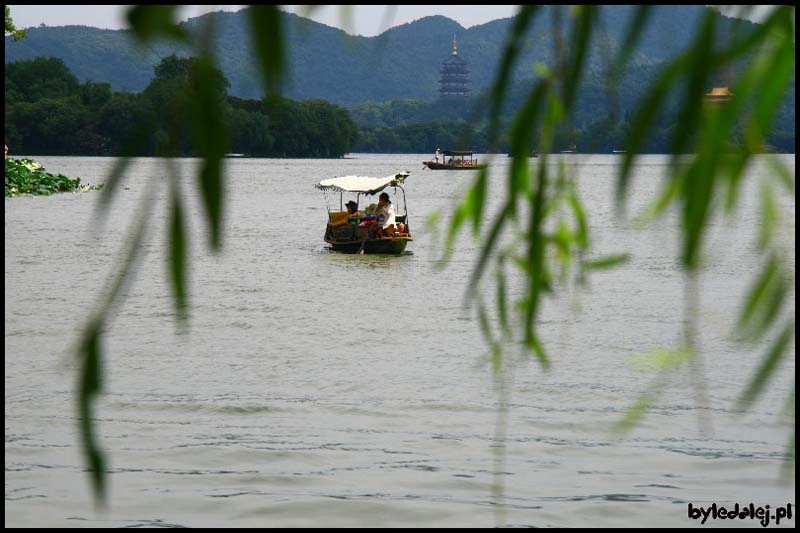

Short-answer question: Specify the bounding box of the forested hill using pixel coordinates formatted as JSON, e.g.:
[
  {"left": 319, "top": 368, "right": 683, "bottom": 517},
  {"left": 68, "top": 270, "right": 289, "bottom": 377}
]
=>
[{"left": 3, "top": 6, "right": 763, "bottom": 106}]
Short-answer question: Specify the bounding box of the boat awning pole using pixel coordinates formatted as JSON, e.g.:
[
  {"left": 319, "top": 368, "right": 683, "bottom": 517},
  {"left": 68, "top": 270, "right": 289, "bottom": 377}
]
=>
[{"left": 397, "top": 185, "right": 408, "bottom": 221}]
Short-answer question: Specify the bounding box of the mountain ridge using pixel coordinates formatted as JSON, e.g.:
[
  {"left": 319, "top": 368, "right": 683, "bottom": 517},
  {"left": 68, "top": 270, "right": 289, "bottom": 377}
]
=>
[{"left": 6, "top": 6, "right": 741, "bottom": 105}]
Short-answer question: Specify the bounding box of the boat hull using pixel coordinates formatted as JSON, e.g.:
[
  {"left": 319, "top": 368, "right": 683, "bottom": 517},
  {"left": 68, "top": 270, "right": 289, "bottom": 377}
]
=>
[
  {"left": 324, "top": 224, "right": 411, "bottom": 254},
  {"left": 326, "top": 237, "right": 410, "bottom": 254},
  {"left": 423, "top": 161, "right": 486, "bottom": 170}
]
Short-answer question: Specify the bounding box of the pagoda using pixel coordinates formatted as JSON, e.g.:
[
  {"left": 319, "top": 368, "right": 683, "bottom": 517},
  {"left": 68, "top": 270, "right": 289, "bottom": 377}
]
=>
[
  {"left": 439, "top": 34, "right": 471, "bottom": 98},
  {"left": 704, "top": 86, "right": 733, "bottom": 105}
]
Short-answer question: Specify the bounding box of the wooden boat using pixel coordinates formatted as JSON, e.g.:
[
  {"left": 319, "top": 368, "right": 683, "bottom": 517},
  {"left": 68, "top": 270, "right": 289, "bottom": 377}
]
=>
[
  {"left": 559, "top": 144, "right": 578, "bottom": 154},
  {"left": 316, "top": 172, "right": 413, "bottom": 254},
  {"left": 423, "top": 150, "right": 486, "bottom": 170},
  {"left": 507, "top": 150, "right": 538, "bottom": 158}
]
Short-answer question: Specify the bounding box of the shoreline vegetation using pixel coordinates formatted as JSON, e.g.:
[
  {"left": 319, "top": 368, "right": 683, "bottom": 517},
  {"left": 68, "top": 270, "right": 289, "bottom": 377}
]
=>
[
  {"left": 5, "top": 157, "right": 102, "bottom": 197},
  {"left": 5, "top": 56, "right": 358, "bottom": 160},
  {"left": 5, "top": 57, "right": 794, "bottom": 159}
]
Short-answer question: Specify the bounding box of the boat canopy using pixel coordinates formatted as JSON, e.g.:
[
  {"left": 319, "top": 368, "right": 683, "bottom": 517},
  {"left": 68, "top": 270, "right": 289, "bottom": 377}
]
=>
[
  {"left": 316, "top": 171, "right": 410, "bottom": 194},
  {"left": 443, "top": 150, "right": 474, "bottom": 156}
]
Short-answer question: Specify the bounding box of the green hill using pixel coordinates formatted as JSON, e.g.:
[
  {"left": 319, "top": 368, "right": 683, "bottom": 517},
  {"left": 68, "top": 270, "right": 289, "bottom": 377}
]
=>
[
  {"left": 4, "top": 6, "right": 794, "bottom": 153},
  {"left": 3, "top": 6, "right": 773, "bottom": 105}
]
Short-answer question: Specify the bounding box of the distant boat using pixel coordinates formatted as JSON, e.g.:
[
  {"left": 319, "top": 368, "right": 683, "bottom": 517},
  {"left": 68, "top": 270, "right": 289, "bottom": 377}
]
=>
[
  {"left": 507, "top": 149, "right": 538, "bottom": 158},
  {"left": 612, "top": 150, "right": 627, "bottom": 154},
  {"left": 559, "top": 144, "right": 578, "bottom": 154},
  {"left": 225, "top": 153, "right": 245, "bottom": 158},
  {"left": 423, "top": 150, "right": 487, "bottom": 170}
]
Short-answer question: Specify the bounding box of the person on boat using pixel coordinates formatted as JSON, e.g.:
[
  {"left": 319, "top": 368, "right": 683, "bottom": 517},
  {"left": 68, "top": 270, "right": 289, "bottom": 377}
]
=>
[
  {"left": 330, "top": 200, "right": 361, "bottom": 227},
  {"left": 435, "top": 148, "right": 441, "bottom": 163},
  {"left": 374, "top": 192, "right": 396, "bottom": 238}
]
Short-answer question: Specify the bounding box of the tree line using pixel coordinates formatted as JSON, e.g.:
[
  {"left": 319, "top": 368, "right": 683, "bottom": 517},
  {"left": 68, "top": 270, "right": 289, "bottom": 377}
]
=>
[
  {"left": 5, "top": 55, "right": 358, "bottom": 158},
  {"left": 5, "top": 55, "right": 793, "bottom": 157},
  {"left": 349, "top": 63, "right": 794, "bottom": 154}
]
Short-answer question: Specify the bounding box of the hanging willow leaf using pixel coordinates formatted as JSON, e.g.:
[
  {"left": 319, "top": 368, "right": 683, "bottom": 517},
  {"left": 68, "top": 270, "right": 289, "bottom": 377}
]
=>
[
  {"left": 191, "top": 53, "right": 229, "bottom": 251},
  {"left": 443, "top": 193, "right": 472, "bottom": 262},
  {"left": 447, "top": 80, "right": 543, "bottom": 269},
  {"left": 583, "top": 254, "right": 630, "bottom": 271},
  {"left": 496, "top": 255, "right": 511, "bottom": 337},
  {"left": 477, "top": 297, "right": 506, "bottom": 377},
  {"left": 619, "top": 56, "right": 687, "bottom": 204},
  {"left": 669, "top": 13, "right": 715, "bottom": 162},
  {"left": 681, "top": 154, "right": 715, "bottom": 270},
  {"left": 94, "top": 121, "right": 155, "bottom": 228},
  {"left": 567, "top": 188, "right": 588, "bottom": 249},
  {"left": 736, "top": 255, "right": 788, "bottom": 343},
  {"left": 470, "top": 167, "right": 488, "bottom": 238},
  {"left": 78, "top": 160, "right": 156, "bottom": 504},
  {"left": 477, "top": 297, "right": 496, "bottom": 348},
  {"left": 169, "top": 188, "right": 189, "bottom": 325},
  {"left": 737, "top": 319, "right": 795, "bottom": 410},
  {"left": 613, "top": 5, "right": 653, "bottom": 76},
  {"left": 758, "top": 178, "right": 778, "bottom": 251},
  {"left": 631, "top": 349, "right": 693, "bottom": 372},
  {"left": 613, "top": 392, "right": 658, "bottom": 435},
  {"left": 766, "top": 156, "right": 796, "bottom": 197},
  {"left": 750, "top": 23, "right": 794, "bottom": 138},
  {"left": 465, "top": 202, "right": 512, "bottom": 301},
  {"left": 561, "top": 5, "right": 595, "bottom": 111},
  {"left": 248, "top": 5, "right": 285, "bottom": 96},
  {"left": 508, "top": 83, "right": 547, "bottom": 210},
  {"left": 77, "top": 318, "right": 106, "bottom": 507},
  {"left": 525, "top": 331, "right": 550, "bottom": 368},
  {"left": 486, "top": 6, "right": 539, "bottom": 147},
  {"left": 782, "top": 428, "right": 795, "bottom": 479},
  {"left": 127, "top": 5, "right": 188, "bottom": 42},
  {"left": 522, "top": 161, "right": 549, "bottom": 352}
]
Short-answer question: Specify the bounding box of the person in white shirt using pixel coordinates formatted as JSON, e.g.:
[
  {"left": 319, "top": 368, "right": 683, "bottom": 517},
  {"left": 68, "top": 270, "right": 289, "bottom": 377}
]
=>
[{"left": 374, "top": 192, "right": 396, "bottom": 238}]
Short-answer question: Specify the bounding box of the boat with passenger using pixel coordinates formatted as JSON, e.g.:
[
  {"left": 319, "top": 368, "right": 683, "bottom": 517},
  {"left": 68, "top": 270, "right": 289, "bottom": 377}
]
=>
[
  {"left": 423, "top": 149, "right": 486, "bottom": 170},
  {"left": 316, "top": 171, "right": 413, "bottom": 254}
]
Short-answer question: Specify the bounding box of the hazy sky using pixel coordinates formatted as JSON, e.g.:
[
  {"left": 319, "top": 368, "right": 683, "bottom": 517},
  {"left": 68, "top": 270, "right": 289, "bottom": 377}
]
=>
[{"left": 6, "top": 5, "right": 520, "bottom": 36}]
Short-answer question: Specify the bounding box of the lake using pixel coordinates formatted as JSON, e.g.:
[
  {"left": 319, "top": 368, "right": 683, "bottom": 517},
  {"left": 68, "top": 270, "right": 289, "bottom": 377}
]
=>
[{"left": 5, "top": 154, "right": 795, "bottom": 527}]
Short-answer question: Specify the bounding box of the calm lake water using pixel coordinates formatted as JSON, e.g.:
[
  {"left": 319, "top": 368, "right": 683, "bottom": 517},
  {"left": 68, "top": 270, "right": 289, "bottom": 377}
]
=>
[{"left": 5, "top": 154, "right": 795, "bottom": 527}]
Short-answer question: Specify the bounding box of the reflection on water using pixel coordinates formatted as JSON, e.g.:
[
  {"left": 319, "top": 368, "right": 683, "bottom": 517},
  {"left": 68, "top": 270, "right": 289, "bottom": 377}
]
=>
[{"left": 4, "top": 154, "right": 795, "bottom": 527}]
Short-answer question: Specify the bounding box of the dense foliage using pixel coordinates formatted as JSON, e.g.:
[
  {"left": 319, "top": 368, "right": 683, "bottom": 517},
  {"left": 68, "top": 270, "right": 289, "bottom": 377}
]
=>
[
  {"left": 350, "top": 67, "right": 794, "bottom": 153},
  {"left": 4, "top": 6, "right": 25, "bottom": 41},
  {"left": 7, "top": 54, "right": 791, "bottom": 157},
  {"left": 5, "top": 157, "right": 102, "bottom": 196},
  {"left": 5, "top": 56, "right": 358, "bottom": 158}
]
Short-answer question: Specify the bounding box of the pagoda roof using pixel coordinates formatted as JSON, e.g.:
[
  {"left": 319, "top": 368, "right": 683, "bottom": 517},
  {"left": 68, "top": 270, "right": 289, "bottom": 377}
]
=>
[{"left": 705, "top": 87, "right": 733, "bottom": 97}]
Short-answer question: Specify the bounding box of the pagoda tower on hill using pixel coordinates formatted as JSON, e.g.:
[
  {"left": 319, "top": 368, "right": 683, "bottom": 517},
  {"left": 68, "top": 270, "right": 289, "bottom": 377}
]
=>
[{"left": 439, "top": 34, "right": 471, "bottom": 99}]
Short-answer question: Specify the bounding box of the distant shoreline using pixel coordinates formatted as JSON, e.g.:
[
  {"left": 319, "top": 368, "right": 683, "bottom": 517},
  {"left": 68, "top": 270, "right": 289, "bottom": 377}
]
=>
[{"left": 10, "top": 152, "right": 796, "bottom": 159}]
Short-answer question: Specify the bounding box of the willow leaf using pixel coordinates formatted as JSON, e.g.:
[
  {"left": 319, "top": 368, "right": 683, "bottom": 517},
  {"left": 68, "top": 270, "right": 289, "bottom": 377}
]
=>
[
  {"left": 248, "top": 6, "right": 285, "bottom": 96},
  {"left": 738, "top": 319, "right": 795, "bottom": 410}
]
